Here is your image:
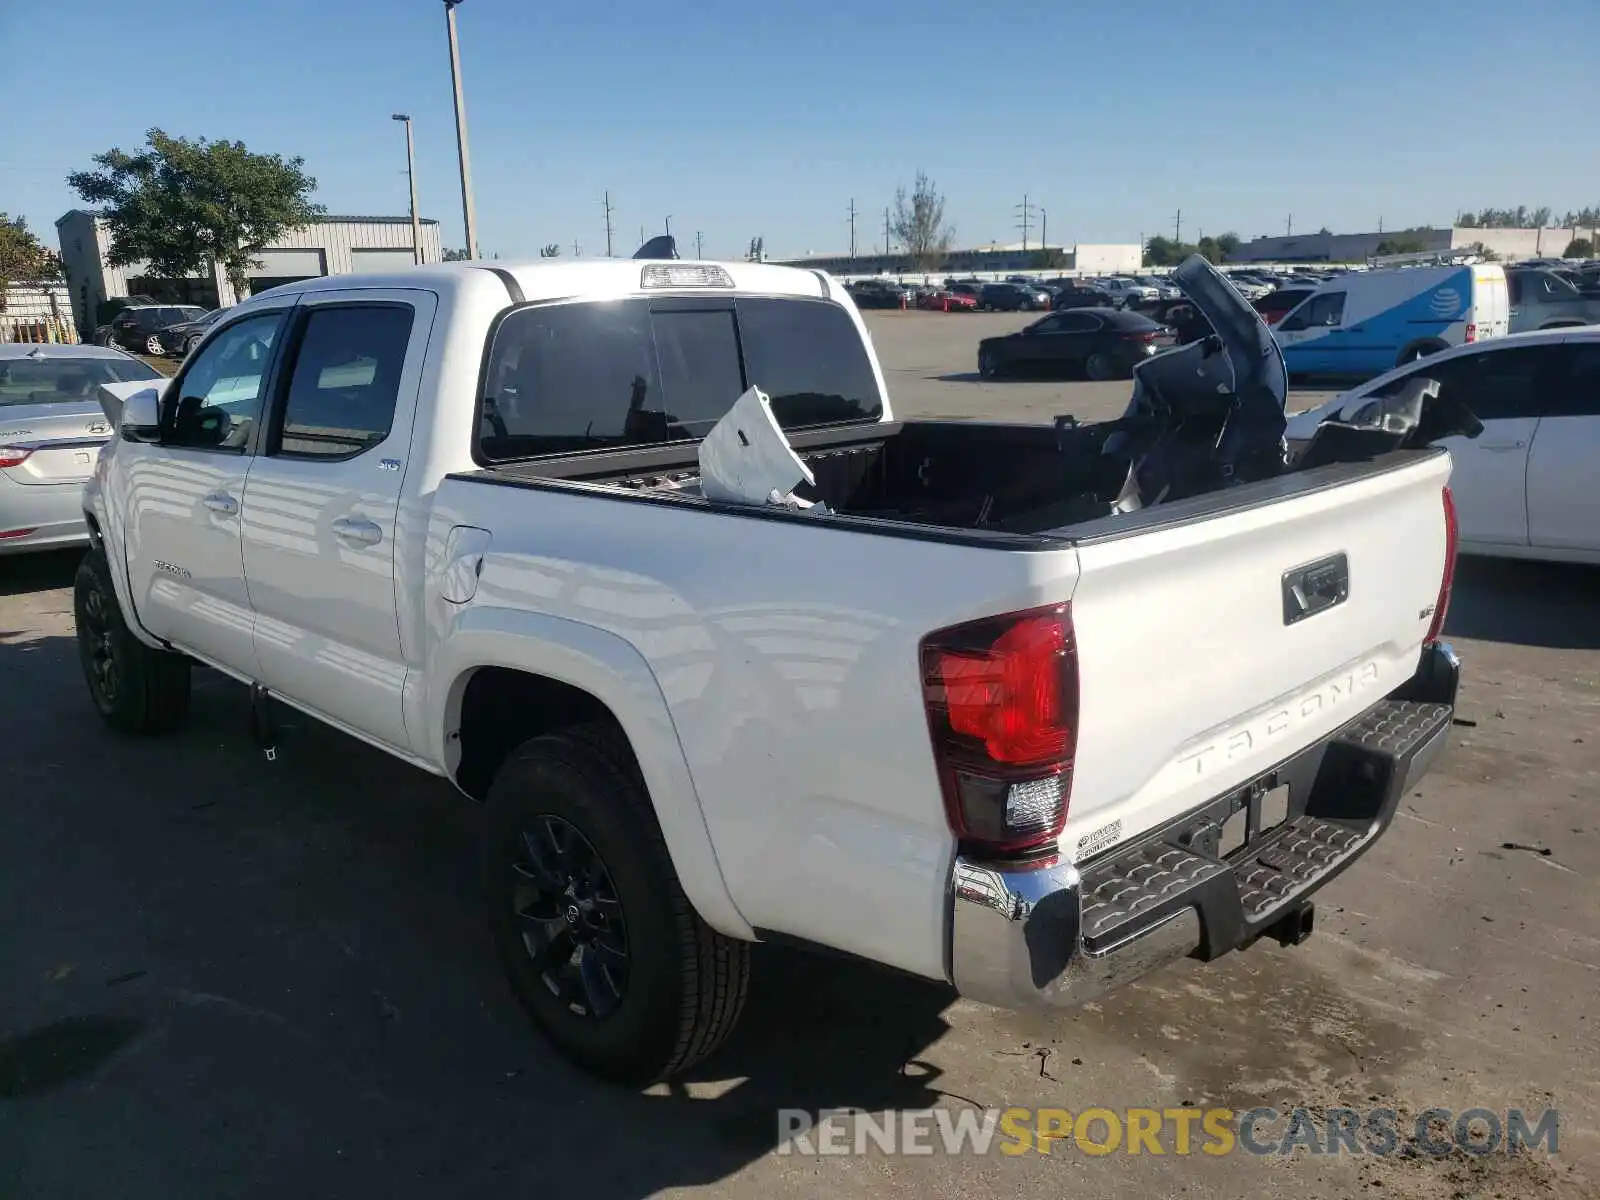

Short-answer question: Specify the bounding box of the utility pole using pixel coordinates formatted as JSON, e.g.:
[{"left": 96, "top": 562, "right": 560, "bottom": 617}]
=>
[
  {"left": 1014, "top": 193, "right": 1034, "bottom": 252},
  {"left": 1286, "top": 213, "right": 1293, "bottom": 236},
  {"left": 443, "top": 0, "right": 480, "bottom": 260},
  {"left": 694, "top": 231, "right": 704, "bottom": 259},
  {"left": 1139, "top": 231, "right": 1145, "bottom": 267},
  {"left": 391, "top": 114, "right": 423, "bottom": 265},
  {"left": 665, "top": 215, "right": 673, "bottom": 238},
  {"left": 1173, "top": 209, "right": 1182, "bottom": 245},
  {"left": 1040, "top": 208, "right": 1048, "bottom": 258},
  {"left": 883, "top": 207, "right": 891, "bottom": 256},
  {"left": 573, "top": 240, "right": 581, "bottom": 256},
  {"left": 602, "top": 190, "right": 615, "bottom": 257},
  {"left": 639, "top": 225, "right": 645, "bottom": 247},
  {"left": 848, "top": 197, "right": 858, "bottom": 258},
  {"left": 1377, "top": 216, "right": 1384, "bottom": 234}
]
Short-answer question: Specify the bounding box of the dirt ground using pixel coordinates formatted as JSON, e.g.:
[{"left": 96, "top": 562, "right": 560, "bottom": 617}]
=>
[{"left": 2, "top": 311, "right": 1595, "bottom": 1198}]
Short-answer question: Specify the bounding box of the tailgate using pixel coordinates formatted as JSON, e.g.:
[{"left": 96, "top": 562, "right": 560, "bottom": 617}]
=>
[{"left": 1058, "top": 450, "right": 1452, "bottom": 857}]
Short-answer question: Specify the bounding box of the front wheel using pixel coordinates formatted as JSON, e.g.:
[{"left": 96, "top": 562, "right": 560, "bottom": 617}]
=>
[
  {"left": 75, "top": 546, "right": 191, "bottom": 735},
  {"left": 1085, "top": 351, "right": 1118, "bottom": 381},
  {"left": 144, "top": 334, "right": 164, "bottom": 356},
  {"left": 484, "top": 725, "right": 750, "bottom": 1084},
  {"left": 978, "top": 349, "right": 1000, "bottom": 378}
]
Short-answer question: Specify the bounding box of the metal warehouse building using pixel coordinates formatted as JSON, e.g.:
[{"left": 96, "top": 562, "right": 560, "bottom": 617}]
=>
[{"left": 55, "top": 211, "right": 444, "bottom": 335}]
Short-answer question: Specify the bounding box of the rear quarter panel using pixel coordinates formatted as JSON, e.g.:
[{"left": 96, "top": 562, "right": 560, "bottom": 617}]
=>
[{"left": 426, "top": 479, "right": 1081, "bottom": 980}]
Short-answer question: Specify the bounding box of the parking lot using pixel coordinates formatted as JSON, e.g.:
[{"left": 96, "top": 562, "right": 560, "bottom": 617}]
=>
[{"left": 2, "top": 308, "right": 1597, "bottom": 1199}]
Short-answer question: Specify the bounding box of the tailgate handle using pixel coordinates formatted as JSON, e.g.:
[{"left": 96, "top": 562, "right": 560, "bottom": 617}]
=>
[{"left": 1282, "top": 552, "right": 1349, "bottom": 625}]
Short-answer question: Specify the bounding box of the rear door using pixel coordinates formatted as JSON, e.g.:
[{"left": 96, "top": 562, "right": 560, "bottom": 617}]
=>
[
  {"left": 1526, "top": 340, "right": 1600, "bottom": 554},
  {"left": 240, "top": 289, "right": 435, "bottom": 753}
]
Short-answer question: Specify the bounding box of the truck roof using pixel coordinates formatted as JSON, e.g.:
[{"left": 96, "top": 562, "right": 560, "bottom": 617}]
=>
[{"left": 263, "top": 258, "right": 836, "bottom": 306}]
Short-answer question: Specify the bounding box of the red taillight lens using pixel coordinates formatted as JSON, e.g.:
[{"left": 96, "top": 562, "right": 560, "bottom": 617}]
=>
[
  {"left": 921, "top": 606, "right": 1078, "bottom": 854},
  {"left": 1427, "top": 486, "right": 1458, "bottom": 643},
  {"left": 1464, "top": 322, "right": 1478, "bottom": 343},
  {"left": 1123, "top": 331, "right": 1158, "bottom": 342},
  {"left": 0, "top": 446, "right": 33, "bottom": 469}
]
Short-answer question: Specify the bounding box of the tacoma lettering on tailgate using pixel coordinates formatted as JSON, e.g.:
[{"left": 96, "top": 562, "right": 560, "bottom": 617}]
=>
[{"left": 1176, "top": 662, "right": 1381, "bottom": 781}]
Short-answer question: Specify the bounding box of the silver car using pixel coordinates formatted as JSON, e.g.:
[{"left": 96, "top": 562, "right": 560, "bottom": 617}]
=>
[{"left": 0, "top": 344, "right": 165, "bottom": 555}]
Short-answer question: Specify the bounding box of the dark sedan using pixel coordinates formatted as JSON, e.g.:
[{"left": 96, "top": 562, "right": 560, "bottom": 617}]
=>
[
  {"left": 977, "top": 308, "right": 1176, "bottom": 380},
  {"left": 846, "top": 279, "right": 909, "bottom": 310},
  {"left": 151, "top": 307, "right": 228, "bottom": 356},
  {"left": 1050, "top": 283, "right": 1117, "bottom": 311},
  {"left": 979, "top": 282, "right": 1050, "bottom": 311}
]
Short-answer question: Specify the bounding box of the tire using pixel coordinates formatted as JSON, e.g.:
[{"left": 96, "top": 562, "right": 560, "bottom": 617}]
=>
[
  {"left": 1085, "top": 351, "right": 1118, "bottom": 381},
  {"left": 484, "top": 724, "right": 750, "bottom": 1085},
  {"left": 74, "top": 546, "right": 191, "bottom": 735},
  {"left": 978, "top": 348, "right": 999, "bottom": 378},
  {"left": 183, "top": 334, "right": 201, "bottom": 357}
]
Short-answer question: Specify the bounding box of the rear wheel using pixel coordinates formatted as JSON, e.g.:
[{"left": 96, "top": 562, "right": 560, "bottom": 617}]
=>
[
  {"left": 484, "top": 725, "right": 750, "bottom": 1084},
  {"left": 1085, "top": 351, "right": 1118, "bottom": 381},
  {"left": 74, "top": 546, "right": 191, "bottom": 735},
  {"left": 144, "top": 334, "right": 164, "bottom": 355}
]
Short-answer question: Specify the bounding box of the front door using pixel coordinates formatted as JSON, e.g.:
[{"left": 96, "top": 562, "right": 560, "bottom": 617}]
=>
[
  {"left": 120, "top": 307, "right": 293, "bottom": 672},
  {"left": 240, "top": 289, "right": 435, "bottom": 753},
  {"left": 1274, "top": 291, "right": 1345, "bottom": 374},
  {"left": 1527, "top": 341, "right": 1600, "bottom": 554}
]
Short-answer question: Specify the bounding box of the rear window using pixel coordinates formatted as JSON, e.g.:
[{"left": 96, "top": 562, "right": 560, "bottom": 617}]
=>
[
  {"left": 478, "top": 296, "right": 882, "bottom": 461},
  {"left": 0, "top": 356, "right": 162, "bottom": 407}
]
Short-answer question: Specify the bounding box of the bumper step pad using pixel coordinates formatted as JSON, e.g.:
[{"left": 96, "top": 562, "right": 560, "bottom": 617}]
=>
[{"left": 1075, "top": 698, "right": 1453, "bottom": 952}]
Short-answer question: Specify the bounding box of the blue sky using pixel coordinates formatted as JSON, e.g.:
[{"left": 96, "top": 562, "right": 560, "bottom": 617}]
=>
[{"left": 2, "top": 0, "right": 1596, "bottom": 261}]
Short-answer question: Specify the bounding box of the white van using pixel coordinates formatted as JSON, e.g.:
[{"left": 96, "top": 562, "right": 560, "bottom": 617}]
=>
[{"left": 1273, "top": 263, "right": 1509, "bottom": 376}]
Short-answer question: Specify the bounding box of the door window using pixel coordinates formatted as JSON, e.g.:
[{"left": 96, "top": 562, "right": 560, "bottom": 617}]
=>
[
  {"left": 1543, "top": 344, "right": 1600, "bottom": 418},
  {"left": 1371, "top": 346, "right": 1553, "bottom": 421},
  {"left": 274, "top": 305, "right": 415, "bottom": 458},
  {"left": 164, "top": 313, "right": 284, "bottom": 452},
  {"left": 1278, "top": 291, "right": 1344, "bottom": 331},
  {"left": 1054, "top": 312, "right": 1102, "bottom": 333}
]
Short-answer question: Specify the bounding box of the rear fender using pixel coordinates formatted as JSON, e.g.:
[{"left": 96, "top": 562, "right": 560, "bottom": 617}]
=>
[{"left": 429, "top": 606, "right": 754, "bottom": 940}]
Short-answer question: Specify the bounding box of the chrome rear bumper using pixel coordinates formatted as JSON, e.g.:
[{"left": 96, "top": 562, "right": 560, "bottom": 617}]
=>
[{"left": 949, "top": 643, "right": 1459, "bottom": 1011}]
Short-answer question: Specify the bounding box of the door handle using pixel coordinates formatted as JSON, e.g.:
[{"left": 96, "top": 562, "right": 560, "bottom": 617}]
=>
[
  {"left": 1480, "top": 441, "right": 1527, "bottom": 452},
  {"left": 202, "top": 491, "right": 238, "bottom": 515},
  {"left": 332, "top": 516, "right": 383, "bottom": 547}
]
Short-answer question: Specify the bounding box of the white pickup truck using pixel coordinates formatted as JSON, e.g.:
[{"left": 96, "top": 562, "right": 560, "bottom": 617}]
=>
[{"left": 77, "top": 249, "right": 1465, "bottom": 1085}]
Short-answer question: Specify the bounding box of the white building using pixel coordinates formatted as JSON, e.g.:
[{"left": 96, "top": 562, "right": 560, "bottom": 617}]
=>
[{"left": 55, "top": 211, "right": 444, "bottom": 335}]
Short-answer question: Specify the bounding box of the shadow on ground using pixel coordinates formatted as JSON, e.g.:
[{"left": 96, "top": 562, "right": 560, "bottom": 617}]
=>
[
  {"left": 0, "top": 629, "right": 960, "bottom": 1199},
  {"left": 1446, "top": 556, "right": 1600, "bottom": 651}
]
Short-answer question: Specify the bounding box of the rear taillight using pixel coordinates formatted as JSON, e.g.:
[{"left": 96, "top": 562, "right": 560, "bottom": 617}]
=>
[
  {"left": 1464, "top": 322, "right": 1478, "bottom": 343},
  {"left": 1123, "top": 331, "right": 1158, "bottom": 342},
  {"left": 1426, "top": 486, "right": 1458, "bottom": 643},
  {"left": 0, "top": 446, "right": 33, "bottom": 469},
  {"left": 920, "top": 605, "right": 1078, "bottom": 855}
]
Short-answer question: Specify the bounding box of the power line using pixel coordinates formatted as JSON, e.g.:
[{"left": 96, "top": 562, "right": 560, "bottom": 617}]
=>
[{"left": 601, "top": 190, "right": 615, "bottom": 257}]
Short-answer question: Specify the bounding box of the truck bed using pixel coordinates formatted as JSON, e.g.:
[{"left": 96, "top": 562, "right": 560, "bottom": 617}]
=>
[{"left": 455, "top": 418, "right": 1444, "bottom": 547}]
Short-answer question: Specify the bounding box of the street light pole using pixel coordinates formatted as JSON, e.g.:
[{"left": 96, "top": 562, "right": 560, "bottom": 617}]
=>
[
  {"left": 392, "top": 114, "right": 423, "bottom": 265},
  {"left": 1040, "top": 208, "right": 1047, "bottom": 260},
  {"left": 443, "top": 0, "right": 480, "bottom": 260}
]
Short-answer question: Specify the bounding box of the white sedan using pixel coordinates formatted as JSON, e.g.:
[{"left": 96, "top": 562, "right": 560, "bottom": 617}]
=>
[{"left": 1285, "top": 327, "right": 1600, "bottom": 565}]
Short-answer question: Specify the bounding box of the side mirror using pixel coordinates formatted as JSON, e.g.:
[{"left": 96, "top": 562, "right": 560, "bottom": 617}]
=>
[{"left": 119, "top": 390, "right": 163, "bottom": 443}]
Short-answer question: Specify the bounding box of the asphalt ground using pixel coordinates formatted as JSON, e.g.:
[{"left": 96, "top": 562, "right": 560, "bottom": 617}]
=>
[{"left": 2, "top": 311, "right": 1596, "bottom": 1199}]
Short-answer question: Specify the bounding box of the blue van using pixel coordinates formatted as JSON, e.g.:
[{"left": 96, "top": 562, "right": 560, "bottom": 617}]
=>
[{"left": 1272, "top": 263, "right": 1510, "bottom": 375}]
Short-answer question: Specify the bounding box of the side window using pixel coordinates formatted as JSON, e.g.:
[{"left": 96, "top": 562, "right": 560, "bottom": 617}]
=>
[
  {"left": 1031, "top": 315, "right": 1066, "bottom": 333},
  {"left": 1056, "top": 313, "right": 1099, "bottom": 332},
  {"left": 275, "top": 305, "right": 415, "bottom": 459},
  {"left": 1305, "top": 292, "right": 1345, "bottom": 327},
  {"left": 1385, "top": 347, "right": 1550, "bottom": 422},
  {"left": 164, "top": 312, "right": 284, "bottom": 452},
  {"left": 1544, "top": 344, "right": 1600, "bottom": 419}
]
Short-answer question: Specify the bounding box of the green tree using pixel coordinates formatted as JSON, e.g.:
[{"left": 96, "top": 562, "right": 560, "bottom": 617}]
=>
[
  {"left": 1564, "top": 237, "right": 1595, "bottom": 259},
  {"left": 1032, "top": 247, "right": 1067, "bottom": 269},
  {"left": 1375, "top": 236, "right": 1428, "bottom": 255},
  {"left": 539, "top": 244, "right": 561, "bottom": 257},
  {"left": 67, "top": 128, "right": 322, "bottom": 302},
  {"left": 890, "top": 172, "right": 954, "bottom": 270},
  {"left": 442, "top": 247, "right": 472, "bottom": 261},
  {"left": 1215, "top": 231, "right": 1241, "bottom": 258},
  {"left": 0, "top": 213, "right": 63, "bottom": 288}
]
